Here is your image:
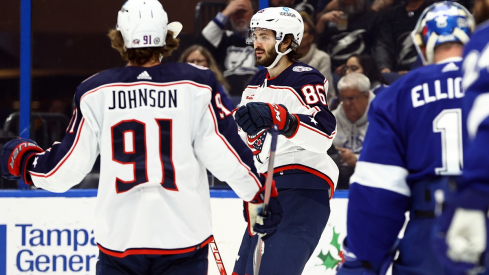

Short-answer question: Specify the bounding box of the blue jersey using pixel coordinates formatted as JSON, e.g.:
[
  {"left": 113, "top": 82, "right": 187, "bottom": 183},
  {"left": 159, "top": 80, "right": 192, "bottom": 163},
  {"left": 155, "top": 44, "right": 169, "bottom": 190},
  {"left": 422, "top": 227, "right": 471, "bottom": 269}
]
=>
[
  {"left": 461, "top": 22, "right": 489, "bottom": 194},
  {"left": 346, "top": 59, "right": 465, "bottom": 266}
]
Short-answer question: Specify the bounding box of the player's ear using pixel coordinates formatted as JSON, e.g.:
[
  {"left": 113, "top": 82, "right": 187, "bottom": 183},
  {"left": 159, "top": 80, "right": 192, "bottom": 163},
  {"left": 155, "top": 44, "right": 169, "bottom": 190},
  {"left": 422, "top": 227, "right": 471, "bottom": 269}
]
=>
[{"left": 279, "top": 36, "right": 292, "bottom": 52}]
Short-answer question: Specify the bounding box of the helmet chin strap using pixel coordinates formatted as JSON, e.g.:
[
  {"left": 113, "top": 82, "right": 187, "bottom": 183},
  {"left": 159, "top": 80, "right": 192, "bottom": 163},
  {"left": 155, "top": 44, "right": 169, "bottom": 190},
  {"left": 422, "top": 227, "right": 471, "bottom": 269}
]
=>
[{"left": 265, "top": 41, "right": 292, "bottom": 70}]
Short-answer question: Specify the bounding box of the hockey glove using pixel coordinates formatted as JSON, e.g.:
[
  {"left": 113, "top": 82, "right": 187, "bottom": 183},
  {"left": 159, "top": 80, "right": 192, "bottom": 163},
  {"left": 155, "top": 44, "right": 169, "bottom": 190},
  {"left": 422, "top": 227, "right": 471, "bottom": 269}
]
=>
[
  {"left": 433, "top": 187, "right": 489, "bottom": 274},
  {"left": 244, "top": 176, "right": 283, "bottom": 237},
  {"left": 1, "top": 138, "right": 44, "bottom": 183},
  {"left": 235, "top": 102, "right": 296, "bottom": 136}
]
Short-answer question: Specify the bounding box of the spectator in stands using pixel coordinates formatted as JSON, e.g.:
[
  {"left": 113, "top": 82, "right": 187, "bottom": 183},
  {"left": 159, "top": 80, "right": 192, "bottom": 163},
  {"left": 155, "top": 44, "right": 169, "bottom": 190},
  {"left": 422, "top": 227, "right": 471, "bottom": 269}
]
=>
[
  {"left": 179, "top": 45, "right": 235, "bottom": 109},
  {"left": 298, "top": 11, "right": 336, "bottom": 105},
  {"left": 315, "top": 0, "right": 379, "bottom": 71},
  {"left": 294, "top": 1, "right": 317, "bottom": 18},
  {"left": 318, "top": 0, "right": 394, "bottom": 14},
  {"left": 372, "top": 0, "right": 431, "bottom": 74},
  {"left": 197, "top": 0, "right": 257, "bottom": 97},
  {"left": 344, "top": 54, "right": 388, "bottom": 94},
  {"left": 331, "top": 73, "right": 374, "bottom": 188}
]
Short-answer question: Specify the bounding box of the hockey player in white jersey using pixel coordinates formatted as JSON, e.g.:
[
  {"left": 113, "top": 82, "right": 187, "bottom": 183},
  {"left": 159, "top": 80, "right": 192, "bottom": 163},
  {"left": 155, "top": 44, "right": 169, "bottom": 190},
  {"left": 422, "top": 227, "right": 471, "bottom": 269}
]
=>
[
  {"left": 432, "top": 0, "right": 489, "bottom": 273},
  {"left": 233, "top": 7, "right": 339, "bottom": 275},
  {"left": 336, "top": 2, "right": 475, "bottom": 275},
  {"left": 0, "top": 0, "right": 283, "bottom": 274}
]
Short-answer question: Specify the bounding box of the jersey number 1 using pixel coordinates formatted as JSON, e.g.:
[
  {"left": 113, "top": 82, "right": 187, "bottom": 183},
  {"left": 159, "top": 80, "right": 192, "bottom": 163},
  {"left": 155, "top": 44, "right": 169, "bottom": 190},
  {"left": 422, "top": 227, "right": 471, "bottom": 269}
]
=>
[
  {"left": 433, "top": 108, "right": 463, "bottom": 175},
  {"left": 111, "top": 119, "right": 176, "bottom": 193}
]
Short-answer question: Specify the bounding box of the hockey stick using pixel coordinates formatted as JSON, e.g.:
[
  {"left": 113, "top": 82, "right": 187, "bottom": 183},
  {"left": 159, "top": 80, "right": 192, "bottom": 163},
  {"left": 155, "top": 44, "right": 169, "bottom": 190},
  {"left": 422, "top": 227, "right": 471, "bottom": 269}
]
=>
[
  {"left": 209, "top": 238, "right": 228, "bottom": 275},
  {"left": 253, "top": 125, "right": 279, "bottom": 275}
]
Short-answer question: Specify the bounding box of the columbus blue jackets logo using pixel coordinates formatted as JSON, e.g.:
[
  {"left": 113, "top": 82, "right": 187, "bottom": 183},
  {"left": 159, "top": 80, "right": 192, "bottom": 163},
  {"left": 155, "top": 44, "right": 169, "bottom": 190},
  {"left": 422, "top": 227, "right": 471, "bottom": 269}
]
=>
[
  {"left": 133, "top": 39, "right": 140, "bottom": 45},
  {"left": 292, "top": 66, "right": 313, "bottom": 72},
  {"left": 247, "top": 130, "right": 267, "bottom": 155}
]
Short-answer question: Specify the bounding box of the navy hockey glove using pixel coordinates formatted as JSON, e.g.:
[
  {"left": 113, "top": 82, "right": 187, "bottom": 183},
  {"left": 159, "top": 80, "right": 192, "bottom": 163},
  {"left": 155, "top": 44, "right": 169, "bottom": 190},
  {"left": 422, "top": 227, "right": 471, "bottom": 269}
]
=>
[
  {"left": 244, "top": 176, "right": 283, "bottom": 237},
  {"left": 433, "top": 186, "right": 489, "bottom": 274},
  {"left": 1, "top": 138, "right": 44, "bottom": 183},
  {"left": 235, "top": 102, "right": 296, "bottom": 136}
]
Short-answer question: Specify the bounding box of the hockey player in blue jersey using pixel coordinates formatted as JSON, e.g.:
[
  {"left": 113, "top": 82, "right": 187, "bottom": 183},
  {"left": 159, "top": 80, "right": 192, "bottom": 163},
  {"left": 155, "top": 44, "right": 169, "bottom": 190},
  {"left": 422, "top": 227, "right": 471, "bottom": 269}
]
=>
[
  {"left": 432, "top": 0, "right": 489, "bottom": 274},
  {"left": 233, "top": 7, "right": 339, "bottom": 275},
  {"left": 0, "top": 0, "right": 284, "bottom": 274},
  {"left": 336, "top": 2, "right": 475, "bottom": 275}
]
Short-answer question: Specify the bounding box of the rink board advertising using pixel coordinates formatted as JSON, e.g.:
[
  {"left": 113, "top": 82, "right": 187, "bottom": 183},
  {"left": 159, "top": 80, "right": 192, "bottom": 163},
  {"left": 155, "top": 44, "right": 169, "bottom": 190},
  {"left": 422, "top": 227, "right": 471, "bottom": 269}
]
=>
[{"left": 0, "top": 190, "right": 349, "bottom": 275}]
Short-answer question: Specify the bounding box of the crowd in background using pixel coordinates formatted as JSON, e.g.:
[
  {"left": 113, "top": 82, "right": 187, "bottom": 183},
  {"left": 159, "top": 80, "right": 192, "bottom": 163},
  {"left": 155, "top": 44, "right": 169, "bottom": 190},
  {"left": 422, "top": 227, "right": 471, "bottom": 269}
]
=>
[
  {"left": 0, "top": 0, "right": 476, "bottom": 189},
  {"left": 184, "top": 0, "right": 474, "bottom": 188}
]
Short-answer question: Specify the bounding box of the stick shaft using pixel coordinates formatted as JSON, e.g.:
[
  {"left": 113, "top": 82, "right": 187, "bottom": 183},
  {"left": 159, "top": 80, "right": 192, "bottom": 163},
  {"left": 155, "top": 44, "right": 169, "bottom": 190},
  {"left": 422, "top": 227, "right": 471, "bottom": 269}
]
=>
[
  {"left": 209, "top": 238, "right": 227, "bottom": 275},
  {"left": 253, "top": 125, "right": 279, "bottom": 275}
]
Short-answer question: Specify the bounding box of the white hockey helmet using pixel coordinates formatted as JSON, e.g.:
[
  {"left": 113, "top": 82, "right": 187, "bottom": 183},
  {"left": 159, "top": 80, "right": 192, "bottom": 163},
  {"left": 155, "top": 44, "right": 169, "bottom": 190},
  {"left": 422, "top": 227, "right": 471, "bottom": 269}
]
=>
[
  {"left": 411, "top": 1, "right": 474, "bottom": 64},
  {"left": 247, "top": 7, "right": 304, "bottom": 69},
  {"left": 116, "top": 0, "right": 182, "bottom": 49}
]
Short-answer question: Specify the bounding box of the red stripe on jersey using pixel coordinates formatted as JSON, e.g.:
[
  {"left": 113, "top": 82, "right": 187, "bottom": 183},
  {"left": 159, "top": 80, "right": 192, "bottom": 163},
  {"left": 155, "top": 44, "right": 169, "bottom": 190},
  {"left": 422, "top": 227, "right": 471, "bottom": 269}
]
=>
[
  {"left": 81, "top": 81, "right": 212, "bottom": 102},
  {"left": 245, "top": 85, "right": 260, "bottom": 90},
  {"left": 30, "top": 119, "right": 86, "bottom": 178},
  {"left": 267, "top": 85, "right": 310, "bottom": 109},
  {"left": 207, "top": 106, "right": 262, "bottom": 190},
  {"left": 265, "top": 72, "right": 280, "bottom": 80},
  {"left": 271, "top": 164, "right": 335, "bottom": 199},
  {"left": 299, "top": 122, "right": 335, "bottom": 139},
  {"left": 97, "top": 236, "right": 215, "bottom": 258}
]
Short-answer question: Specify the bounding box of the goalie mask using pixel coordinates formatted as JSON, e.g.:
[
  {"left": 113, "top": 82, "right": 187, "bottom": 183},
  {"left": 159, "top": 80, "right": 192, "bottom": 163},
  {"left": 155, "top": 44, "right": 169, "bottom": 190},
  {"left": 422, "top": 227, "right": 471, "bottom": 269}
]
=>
[
  {"left": 246, "top": 7, "right": 304, "bottom": 69},
  {"left": 412, "top": 1, "right": 474, "bottom": 65},
  {"left": 116, "top": 0, "right": 182, "bottom": 49}
]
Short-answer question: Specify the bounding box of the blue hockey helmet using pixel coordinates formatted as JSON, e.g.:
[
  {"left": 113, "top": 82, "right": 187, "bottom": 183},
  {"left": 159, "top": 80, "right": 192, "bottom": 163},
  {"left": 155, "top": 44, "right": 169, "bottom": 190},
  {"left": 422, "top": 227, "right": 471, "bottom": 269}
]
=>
[{"left": 412, "top": 1, "right": 475, "bottom": 64}]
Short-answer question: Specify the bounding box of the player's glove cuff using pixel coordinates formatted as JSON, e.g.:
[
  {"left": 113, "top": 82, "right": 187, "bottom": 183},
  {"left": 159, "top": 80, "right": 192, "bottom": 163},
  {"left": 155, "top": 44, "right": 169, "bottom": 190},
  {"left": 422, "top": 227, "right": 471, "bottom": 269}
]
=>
[{"left": 249, "top": 174, "right": 278, "bottom": 204}]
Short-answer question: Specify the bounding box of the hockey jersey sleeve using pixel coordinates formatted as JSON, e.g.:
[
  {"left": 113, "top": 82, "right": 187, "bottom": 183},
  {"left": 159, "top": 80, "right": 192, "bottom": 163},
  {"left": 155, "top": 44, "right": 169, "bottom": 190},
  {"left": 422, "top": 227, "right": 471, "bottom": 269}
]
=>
[
  {"left": 461, "top": 26, "right": 489, "bottom": 195},
  {"left": 26, "top": 91, "right": 100, "bottom": 192},
  {"left": 193, "top": 72, "right": 262, "bottom": 201},
  {"left": 285, "top": 76, "right": 337, "bottom": 153},
  {"left": 345, "top": 91, "right": 410, "bottom": 270}
]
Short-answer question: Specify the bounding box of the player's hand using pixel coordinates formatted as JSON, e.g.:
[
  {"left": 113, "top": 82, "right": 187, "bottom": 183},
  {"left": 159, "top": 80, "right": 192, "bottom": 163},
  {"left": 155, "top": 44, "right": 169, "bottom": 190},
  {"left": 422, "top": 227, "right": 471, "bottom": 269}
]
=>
[
  {"left": 234, "top": 102, "right": 291, "bottom": 136},
  {"left": 244, "top": 175, "right": 283, "bottom": 237},
  {"left": 1, "top": 138, "right": 44, "bottom": 182},
  {"left": 433, "top": 187, "right": 489, "bottom": 274}
]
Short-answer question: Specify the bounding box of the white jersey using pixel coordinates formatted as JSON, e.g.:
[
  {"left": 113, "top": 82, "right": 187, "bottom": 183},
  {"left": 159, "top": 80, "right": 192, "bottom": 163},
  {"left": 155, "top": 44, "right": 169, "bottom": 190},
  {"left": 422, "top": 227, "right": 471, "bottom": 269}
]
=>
[
  {"left": 238, "top": 63, "right": 339, "bottom": 196},
  {"left": 27, "top": 63, "right": 262, "bottom": 256}
]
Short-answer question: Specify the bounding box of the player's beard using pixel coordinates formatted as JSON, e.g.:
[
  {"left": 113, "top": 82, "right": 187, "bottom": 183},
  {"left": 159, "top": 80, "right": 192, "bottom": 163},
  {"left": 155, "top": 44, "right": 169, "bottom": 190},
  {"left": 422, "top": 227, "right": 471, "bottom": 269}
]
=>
[
  {"left": 255, "top": 45, "right": 278, "bottom": 67},
  {"left": 473, "top": 0, "right": 489, "bottom": 24}
]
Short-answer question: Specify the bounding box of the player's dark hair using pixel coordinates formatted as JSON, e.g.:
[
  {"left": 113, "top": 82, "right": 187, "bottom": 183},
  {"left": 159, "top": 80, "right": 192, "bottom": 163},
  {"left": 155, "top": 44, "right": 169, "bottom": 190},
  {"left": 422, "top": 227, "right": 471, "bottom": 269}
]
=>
[
  {"left": 282, "top": 34, "right": 302, "bottom": 62},
  {"left": 108, "top": 29, "right": 180, "bottom": 66}
]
